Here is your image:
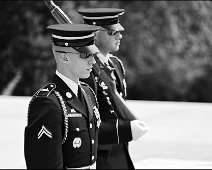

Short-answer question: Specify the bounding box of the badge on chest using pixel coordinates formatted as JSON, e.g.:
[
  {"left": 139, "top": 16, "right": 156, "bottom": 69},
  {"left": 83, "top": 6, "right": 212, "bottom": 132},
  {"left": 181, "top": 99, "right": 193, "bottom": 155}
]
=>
[{"left": 73, "top": 137, "right": 82, "bottom": 148}]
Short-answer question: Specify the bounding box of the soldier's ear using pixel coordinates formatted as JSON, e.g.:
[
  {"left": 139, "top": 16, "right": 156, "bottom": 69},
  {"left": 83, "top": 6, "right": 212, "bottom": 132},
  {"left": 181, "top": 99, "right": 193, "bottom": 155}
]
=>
[
  {"left": 59, "top": 53, "right": 69, "bottom": 62},
  {"left": 94, "top": 31, "right": 99, "bottom": 40}
]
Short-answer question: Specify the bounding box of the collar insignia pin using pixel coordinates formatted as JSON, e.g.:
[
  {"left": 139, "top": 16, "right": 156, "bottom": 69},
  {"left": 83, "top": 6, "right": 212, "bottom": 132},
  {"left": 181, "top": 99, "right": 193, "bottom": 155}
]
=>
[{"left": 66, "top": 92, "right": 72, "bottom": 98}]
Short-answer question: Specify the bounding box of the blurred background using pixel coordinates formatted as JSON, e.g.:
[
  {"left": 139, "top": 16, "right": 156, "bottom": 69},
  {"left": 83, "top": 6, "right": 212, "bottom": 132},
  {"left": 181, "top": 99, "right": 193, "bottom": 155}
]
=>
[{"left": 2, "top": 1, "right": 212, "bottom": 102}]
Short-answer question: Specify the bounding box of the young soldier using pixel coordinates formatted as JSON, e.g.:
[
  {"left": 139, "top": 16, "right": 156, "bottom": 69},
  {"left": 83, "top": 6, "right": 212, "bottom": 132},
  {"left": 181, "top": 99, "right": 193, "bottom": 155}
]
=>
[
  {"left": 24, "top": 23, "right": 101, "bottom": 169},
  {"left": 78, "top": 8, "right": 148, "bottom": 169}
]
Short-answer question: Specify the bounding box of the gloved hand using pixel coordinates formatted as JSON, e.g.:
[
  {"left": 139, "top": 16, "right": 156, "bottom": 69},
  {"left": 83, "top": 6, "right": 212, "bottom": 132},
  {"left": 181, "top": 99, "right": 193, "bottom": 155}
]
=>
[{"left": 130, "top": 120, "right": 148, "bottom": 141}]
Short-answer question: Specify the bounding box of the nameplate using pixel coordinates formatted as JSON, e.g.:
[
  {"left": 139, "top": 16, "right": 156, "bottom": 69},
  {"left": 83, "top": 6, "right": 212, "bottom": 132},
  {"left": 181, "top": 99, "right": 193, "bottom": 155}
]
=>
[{"left": 67, "top": 113, "right": 82, "bottom": 118}]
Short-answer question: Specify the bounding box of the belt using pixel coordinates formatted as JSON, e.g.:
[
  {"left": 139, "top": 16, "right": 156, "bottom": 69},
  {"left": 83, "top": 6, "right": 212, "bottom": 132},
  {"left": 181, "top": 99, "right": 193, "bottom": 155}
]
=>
[{"left": 67, "top": 162, "right": 96, "bottom": 169}]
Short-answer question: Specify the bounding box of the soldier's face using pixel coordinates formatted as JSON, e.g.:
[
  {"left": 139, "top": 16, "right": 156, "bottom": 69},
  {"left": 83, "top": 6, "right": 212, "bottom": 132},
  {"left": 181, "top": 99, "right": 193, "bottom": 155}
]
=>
[
  {"left": 69, "top": 53, "right": 96, "bottom": 80},
  {"left": 95, "top": 28, "right": 122, "bottom": 53},
  {"left": 56, "top": 50, "right": 96, "bottom": 83}
]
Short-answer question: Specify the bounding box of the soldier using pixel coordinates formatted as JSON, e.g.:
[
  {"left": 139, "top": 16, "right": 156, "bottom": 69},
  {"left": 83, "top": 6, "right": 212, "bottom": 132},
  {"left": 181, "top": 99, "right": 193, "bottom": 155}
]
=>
[
  {"left": 24, "top": 23, "right": 102, "bottom": 169},
  {"left": 78, "top": 8, "right": 148, "bottom": 169}
]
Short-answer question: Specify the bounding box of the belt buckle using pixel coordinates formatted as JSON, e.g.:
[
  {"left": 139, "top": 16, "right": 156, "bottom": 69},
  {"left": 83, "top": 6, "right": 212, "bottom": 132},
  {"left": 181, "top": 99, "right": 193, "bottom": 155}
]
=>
[{"left": 89, "top": 162, "right": 96, "bottom": 169}]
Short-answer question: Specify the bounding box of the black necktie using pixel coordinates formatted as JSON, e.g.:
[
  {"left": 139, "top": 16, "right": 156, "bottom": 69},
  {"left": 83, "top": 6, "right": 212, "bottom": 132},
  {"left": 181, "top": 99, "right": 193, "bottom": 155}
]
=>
[{"left": 78, "top": 86, "right": 86, "bottom": 108}]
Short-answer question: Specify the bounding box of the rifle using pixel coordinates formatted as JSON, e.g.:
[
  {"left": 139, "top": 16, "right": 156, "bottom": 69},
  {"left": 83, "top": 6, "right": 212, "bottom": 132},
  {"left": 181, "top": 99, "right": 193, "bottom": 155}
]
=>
[
  {"left": 43, "top": 0, "right": 72, "bottom": 24},
  {"left": 44, "top": 0, "right": 137, "bottom": 121},
  {"left": 93, "top": 58, "right": 137, "bottom": 120}
]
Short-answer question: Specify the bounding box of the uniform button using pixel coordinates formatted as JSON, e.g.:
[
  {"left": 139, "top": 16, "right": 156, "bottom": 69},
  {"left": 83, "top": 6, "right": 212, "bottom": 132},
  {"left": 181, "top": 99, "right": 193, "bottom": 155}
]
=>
[
  {"left": 92, "top": 156, "right": 94, "bottom": 160},
  {"left": 92, "top": 140, "right": 94, "bottom": 144},
  {"left": 90, "top": 123, "right": 92, "bottom": 129}
]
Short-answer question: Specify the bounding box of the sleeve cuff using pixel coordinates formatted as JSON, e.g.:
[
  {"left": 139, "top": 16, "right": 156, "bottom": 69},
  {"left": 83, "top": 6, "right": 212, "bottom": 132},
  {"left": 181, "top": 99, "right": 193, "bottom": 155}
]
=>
[{"left": 117, "top": 119, "right": 132, "bottom": 143}]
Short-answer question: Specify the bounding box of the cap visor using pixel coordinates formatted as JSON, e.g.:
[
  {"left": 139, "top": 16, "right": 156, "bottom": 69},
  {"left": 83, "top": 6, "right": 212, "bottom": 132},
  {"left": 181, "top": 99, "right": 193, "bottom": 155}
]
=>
[
  {"left": 54, "top": 46, "right": 76, "bottom": 53},
  {"left": 103, "top": 23, "right": 124, "bottom": 31}
]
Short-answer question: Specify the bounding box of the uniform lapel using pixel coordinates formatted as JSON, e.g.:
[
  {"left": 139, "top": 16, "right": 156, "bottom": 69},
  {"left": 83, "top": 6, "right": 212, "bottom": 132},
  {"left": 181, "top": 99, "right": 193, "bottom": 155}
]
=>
[
  {"left": 66, "top": 97, "right": 88, "bottom": 118},
  {"left": 53, "top": 74, "right": 88, "bottom": 118}
]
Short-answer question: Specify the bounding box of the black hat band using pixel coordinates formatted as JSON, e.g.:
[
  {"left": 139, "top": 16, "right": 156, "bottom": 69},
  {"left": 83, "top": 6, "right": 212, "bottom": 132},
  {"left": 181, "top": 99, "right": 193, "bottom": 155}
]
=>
[
  {"left": 52, "top": 37, "right": 95, "bottom": 47},
  {"left": 83, "top": 17, "right": 119, "bottom": 26}
]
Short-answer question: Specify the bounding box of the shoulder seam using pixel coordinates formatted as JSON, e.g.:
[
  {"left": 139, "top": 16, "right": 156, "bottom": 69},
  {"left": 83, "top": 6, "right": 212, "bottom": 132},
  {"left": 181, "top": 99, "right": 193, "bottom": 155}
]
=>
[{"left": 34, "top": 83, "right": 56, "bottom": 97}]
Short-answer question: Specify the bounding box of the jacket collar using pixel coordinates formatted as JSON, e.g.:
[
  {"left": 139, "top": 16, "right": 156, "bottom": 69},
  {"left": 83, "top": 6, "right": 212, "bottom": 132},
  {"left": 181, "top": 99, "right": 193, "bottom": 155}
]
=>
[{"left": 53, "top": 74, "right": 88, "bottom": 118}]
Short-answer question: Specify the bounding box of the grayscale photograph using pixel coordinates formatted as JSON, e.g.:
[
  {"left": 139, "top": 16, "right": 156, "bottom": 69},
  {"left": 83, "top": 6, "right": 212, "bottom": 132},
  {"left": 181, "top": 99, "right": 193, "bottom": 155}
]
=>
[{"left": 0, "top": 1, "right": 212, "bottom": 169}]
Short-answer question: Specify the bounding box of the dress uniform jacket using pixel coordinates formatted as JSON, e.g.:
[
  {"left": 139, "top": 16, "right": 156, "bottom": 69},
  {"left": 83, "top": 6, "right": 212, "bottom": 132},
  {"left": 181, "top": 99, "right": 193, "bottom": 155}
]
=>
[
  {"left": 24, "top": 74, "right": 100, "bottom": 169},
  {"left": 81, "top": 54, "right": 135, "bottom": 169}
]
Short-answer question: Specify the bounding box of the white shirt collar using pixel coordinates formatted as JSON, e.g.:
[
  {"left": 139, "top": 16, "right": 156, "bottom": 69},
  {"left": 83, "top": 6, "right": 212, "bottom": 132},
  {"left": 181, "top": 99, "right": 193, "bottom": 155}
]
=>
[
  {"left": 56, "top": 70, "right": 79, "bottom": 97},
  {"left": 97, "top": 53, "right": 110, "bottom": 65}
]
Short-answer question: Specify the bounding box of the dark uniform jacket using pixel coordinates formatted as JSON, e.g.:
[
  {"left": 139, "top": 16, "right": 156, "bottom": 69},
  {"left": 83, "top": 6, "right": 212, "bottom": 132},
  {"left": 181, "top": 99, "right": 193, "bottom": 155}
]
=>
[
  {"left": 24, "top": 75, "right": 101, "bottom": 169},
  {"left": 81, "top": 54, "right": 135, "bottom": 169}
]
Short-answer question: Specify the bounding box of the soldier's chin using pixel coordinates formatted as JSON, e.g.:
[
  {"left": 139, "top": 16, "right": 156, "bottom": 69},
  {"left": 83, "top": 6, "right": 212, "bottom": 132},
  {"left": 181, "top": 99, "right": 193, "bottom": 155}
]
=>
[
  {"left": 81, "top": 74, "right": 90, "bottom": 79},
  {"left": 114, "top": 46, "right": 119, "bottom": 51}
]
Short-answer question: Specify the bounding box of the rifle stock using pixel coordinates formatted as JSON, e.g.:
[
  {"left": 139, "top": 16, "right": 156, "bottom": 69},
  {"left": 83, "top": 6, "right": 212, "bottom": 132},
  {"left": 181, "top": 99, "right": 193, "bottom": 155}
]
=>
[
  {"left": 44, "top": 0, "right": 137, "bottom": 121},
  {"left": 112, "top": 91, "right": 137, "bottom": 120}
]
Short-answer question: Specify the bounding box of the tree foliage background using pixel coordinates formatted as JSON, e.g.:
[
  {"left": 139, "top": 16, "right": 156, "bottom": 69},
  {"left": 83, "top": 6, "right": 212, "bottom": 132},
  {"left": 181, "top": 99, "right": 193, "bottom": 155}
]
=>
[{"left": 1, "top": 1, "right": 212, "bottom": 102}]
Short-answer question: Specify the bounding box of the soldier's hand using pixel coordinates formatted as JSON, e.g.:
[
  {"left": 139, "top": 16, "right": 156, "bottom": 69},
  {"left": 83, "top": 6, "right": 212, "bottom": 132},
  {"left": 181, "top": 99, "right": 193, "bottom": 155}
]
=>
[{"left": 130, "top": 120, "right": 148, "bottom": 141}]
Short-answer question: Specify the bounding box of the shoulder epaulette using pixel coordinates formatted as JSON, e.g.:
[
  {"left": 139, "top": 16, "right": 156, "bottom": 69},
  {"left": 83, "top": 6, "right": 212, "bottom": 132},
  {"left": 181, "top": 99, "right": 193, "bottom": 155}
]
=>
[
  {"left": 34, "top": 83, "right": 56, "bottom": 97},
  {"left": 27, "top": 83, "right": 56, "bottom": 125}
]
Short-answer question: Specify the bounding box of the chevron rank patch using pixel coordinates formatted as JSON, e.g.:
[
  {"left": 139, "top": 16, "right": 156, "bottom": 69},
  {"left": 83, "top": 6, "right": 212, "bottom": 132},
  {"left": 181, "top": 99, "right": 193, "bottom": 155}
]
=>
[{"left": 38, "top": 125, "right": 52, "bottom": 139}]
